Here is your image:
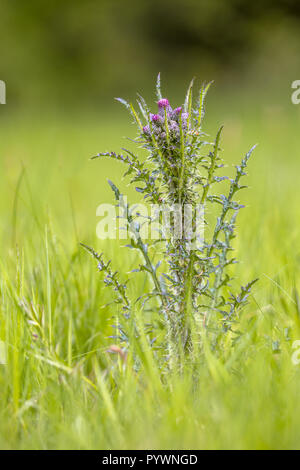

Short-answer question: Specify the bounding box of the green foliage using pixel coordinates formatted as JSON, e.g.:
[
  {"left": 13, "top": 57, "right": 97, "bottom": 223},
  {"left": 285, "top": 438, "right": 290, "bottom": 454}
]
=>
[{"left": 0, "top": 98, "right": 299, "bottom": 449}]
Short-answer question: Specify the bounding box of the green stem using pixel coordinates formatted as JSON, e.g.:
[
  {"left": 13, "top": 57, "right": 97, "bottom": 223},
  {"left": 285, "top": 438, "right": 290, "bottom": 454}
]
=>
[{"left": 201, "top": 126, "right": 223, "bottom": 205}]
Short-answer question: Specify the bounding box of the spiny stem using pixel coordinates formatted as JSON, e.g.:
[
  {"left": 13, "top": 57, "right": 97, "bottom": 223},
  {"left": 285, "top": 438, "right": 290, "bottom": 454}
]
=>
[{"left": 201, "top": 126, "right": 223, "bottom": 205}]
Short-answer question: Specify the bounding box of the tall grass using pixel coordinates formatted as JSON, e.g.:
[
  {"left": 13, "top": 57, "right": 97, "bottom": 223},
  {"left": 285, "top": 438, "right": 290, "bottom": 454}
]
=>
[{"left": 0, "top": 97, "right": 300, "bottom": 449}]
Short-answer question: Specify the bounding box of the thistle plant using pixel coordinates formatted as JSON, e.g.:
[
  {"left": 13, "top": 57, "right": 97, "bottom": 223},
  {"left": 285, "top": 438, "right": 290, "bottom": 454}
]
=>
[{"left": 82, "top": 75, "right": 257, "bottom": 366}]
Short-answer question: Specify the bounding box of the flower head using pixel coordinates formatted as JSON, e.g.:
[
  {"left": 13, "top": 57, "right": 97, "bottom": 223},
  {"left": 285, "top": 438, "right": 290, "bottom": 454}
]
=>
[
  {"left": 158, "top": 98, "right": 170, "bottom": 109},
  {"left": 171, "top": 107, "right": 183, "bottom": 121},
  {"left": 151, "top": 114, "right": 161, "bottom": 122}
]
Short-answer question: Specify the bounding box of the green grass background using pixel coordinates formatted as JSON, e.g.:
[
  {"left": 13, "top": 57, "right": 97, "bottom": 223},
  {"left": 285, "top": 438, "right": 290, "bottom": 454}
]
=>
[{"left": 1, "top": 88, "right": 300, "bottom": 449}]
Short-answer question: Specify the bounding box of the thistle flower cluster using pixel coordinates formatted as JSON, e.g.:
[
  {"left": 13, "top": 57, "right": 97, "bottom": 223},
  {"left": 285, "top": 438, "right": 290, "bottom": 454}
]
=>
[
  {"left": 143, "top": 99, "right": 188, "bottom": 145},
  {"left": 84, "top": 75, "right": 257, "bottom": 367}
]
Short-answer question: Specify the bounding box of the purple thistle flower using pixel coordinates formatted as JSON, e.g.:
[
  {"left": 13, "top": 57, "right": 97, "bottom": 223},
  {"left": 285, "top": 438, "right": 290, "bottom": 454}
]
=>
[
  {"left": 158, "top": 98, "right": 172, "bottom": 117},
  {"left": 174, "top": 107, "right": 182, "bottom": 114},
  {"left": 151, "top": 114, "right": 161, "bottom": 122},
  {"left": 157, "top": 98, "right": 170, "bottom": 108},
  {"left": 170, "top": 106, "right": 183, "bottom": 120}
]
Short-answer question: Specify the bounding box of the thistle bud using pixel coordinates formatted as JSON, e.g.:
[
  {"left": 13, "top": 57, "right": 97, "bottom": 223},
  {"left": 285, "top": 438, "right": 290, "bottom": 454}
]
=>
[
  {"left": 171, "top": 107, "right": 183, "bottom": 121},
  {"left": 151, "top": 114, "right": 161, "bottom": 122},
  {"left": 143, "top": 125, "right": 150, "bottom": 135}
]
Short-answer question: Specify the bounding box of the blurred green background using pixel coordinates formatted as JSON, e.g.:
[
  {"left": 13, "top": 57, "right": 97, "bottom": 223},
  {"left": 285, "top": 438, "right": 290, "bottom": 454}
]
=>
[{"left": 1, "top": 0, "right": 300, "bottom": 257}]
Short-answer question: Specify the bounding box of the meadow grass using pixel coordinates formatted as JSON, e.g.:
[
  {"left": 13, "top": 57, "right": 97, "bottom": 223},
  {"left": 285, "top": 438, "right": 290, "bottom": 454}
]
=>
[{"left": 0, "top": 97, "right": 300, "bottom": 449}]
